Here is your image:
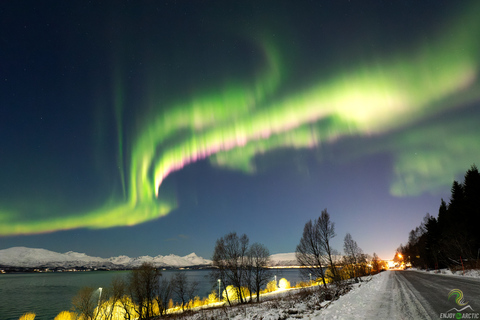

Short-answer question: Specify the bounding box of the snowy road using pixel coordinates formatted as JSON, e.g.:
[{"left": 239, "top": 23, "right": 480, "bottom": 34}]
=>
[
  {"left": 397, "top": 271, "right": 480, "bottom": 318},
  {"left": 315, "top": 270, "right": 480, "bottom": 320}
]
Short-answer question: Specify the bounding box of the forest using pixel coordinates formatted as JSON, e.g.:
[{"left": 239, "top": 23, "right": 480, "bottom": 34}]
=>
[{"left": 398, "top": 165, "right": 480, "bottom": 270}]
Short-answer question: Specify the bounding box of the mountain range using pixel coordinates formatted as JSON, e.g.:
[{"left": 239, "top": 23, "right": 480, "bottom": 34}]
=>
[
  {"left": 0, "top": 247, "right": 299, "bottom": 269},
  {"left": 0, "top": 247, "right": 212, "bottom": 269}
]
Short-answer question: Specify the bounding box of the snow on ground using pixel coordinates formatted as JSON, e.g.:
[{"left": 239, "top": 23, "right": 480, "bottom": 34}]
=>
[
  {"left": 170, "top": 269, "right": 480, "bottom": 320},
  {"left": 168, "top": 272, "right": 390, "bottom": 320},
  {"left": 311, "top": 272, "right": 388, "bottom": 319},
  {"left": 407, "top": 267, "right": 480, "bottom": 278}
]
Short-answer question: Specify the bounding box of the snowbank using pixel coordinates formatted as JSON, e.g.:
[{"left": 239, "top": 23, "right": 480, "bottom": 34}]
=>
[
  {"left": 174, "top": 272, "right": 387, "bottom": 320},
  {"left": 312, "top": 272, "right": 387, "bottom": 319},
  {"left": 407, "top": 267, "right": 480, "bottom": 278}
]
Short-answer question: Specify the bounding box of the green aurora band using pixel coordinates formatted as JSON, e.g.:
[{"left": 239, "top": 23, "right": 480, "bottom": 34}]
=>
[{"left": 1, "top": 4, "right": 480, "bottom": 236}]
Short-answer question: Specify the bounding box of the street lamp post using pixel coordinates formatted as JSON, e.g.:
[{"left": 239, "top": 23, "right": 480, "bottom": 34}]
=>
[
  {"left": 218, "top": 279, "right": 221, "bottom": 302},
  {"left": 309, "top": 273, "right": 311, "bottom": 282},
  {"left": 96, "top": 287, "right": 103, "bottom": 315},
  {"left": 98, "top": 287, "right": 103, "bottom": 307}
]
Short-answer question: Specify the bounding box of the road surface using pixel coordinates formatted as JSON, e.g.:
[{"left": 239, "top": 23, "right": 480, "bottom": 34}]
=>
[
  {"left": 317, "top": 270, "right": 480, "bottom": 319},
  {"left": 369, "top": 270, "right": 480, "bottom": 319},
  {"left": 393, "top": 270, "right": 480, "bottom": 319}
]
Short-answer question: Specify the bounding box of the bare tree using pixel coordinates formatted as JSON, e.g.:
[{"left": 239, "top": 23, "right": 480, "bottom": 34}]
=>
[
  {"left": 90, "top": 274, "right": 134, "bottom": 320},
  {"left": 210, "top": 262, "right": 232, "bottom": 306},
  {"left": 247, "top": 242, "right": 271, "bottom": 302},
  {"left": 296, "top": 210, "right": 338, "bottom": 288},
  {"left": 371, "top": 252, "right": 381, "bottom": 274},
  {"left": 212, "top": 232, "right": 250, "bottom": 304},
  {"left": 171, "top": 272, "right": 199, "bottom": 311},
  {"left": 296, "top": 219, "right": 327, "bottom": 287},
  {"left": 156, "top": 277, "right": 173, "bottom": 316},
  {"left": 357, "top": 253, "right": 369, "bottom": 276},
  {"left": 128, "top": 262, "right": 161, "bottom": 319},
  {"left": 72, "top": 286, "right": 99, "bottom": 320},
  {"left": 317, "top": 209, "right": 339, "bottom": 282},
  {"left": 96, "top": 276, "right": 128, "bottom": 320},
  {"left": 343, "top": 233, "right": 362, "bottom": 282}
]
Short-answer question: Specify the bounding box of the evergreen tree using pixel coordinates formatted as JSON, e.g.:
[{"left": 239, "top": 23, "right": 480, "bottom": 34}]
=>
[{"left": 399, "top": 164, "right": 480, "bottom": 269}]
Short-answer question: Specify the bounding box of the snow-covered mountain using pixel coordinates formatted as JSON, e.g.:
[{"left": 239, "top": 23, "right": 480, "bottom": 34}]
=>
[
  {"left": 106, "top": 252, "right": 212, "bottom": 268},
  {"left": 0, "top": 247, "right": 305, "bottom": 269},
  {"left": 0, "top": 247, "right": 212, "bottom": 269},
  {"left": 269, "top": 252, "right": 298, "bottom": 266}
]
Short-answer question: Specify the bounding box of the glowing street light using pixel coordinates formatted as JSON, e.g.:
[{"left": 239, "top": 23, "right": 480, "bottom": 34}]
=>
[{"left": 398, "top": 253, "right": 403, "bottom": 259}]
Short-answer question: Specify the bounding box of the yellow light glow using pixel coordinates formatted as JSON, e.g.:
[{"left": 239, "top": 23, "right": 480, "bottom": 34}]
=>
[{"left": 278, "top": 278, "right": 290, "bottom": 290}]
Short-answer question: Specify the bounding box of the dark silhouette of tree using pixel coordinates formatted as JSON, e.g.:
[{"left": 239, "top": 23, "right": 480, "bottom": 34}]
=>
[
  {"left": 211, "top": 232, "right": 271, "bottom": 304},
  {"left": 463, "top": 165, "right": 480, "bottom": 252},
  {"left": 247, "top": 242, "right": 270, "bottom": 302},
  {"left": 296, "top": 209, "right": 338, "bottom": 288},
  {"left": 128, "top": 262, "right": 161, "bottom": 319},
  {"left": 343, "top": 233, "right": 362, "bottom": 282},
  {"left": 171, "top": 272, "right": 198, "bottom": 311},
  {"left": 156, "top": 277, "right": 172, "bottom": 316},
  {"left": 423, "top": 213, "right": 441, "bottom": 268},
  {"left": 110, "top": 276, "right": 136, "bottom": 320},
  {"left": 371, "top": 252, "right": 381, "bottom": 274},
  {"left": 317, "top": 209, "right": 339, "bottom": 281},
  {"left": 72, "top": 286, "right": 98, "bottom": 320},
  {"left": 399, "top": 164, "right": 480, "bottom": 269},
  {"left": 211, "top": 232, "right": 250, "bottom": 304},
  {"left": 73, "top": 263, "right": 177, "bottom": 319}
]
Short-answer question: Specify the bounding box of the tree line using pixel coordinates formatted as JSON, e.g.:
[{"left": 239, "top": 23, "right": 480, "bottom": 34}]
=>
[
  {"left": 398, "top": 164, "right": 480, "bottom": 270},
  {"left": 54, "top": 209, "right": 384, "bottom": 320},
  {"left": 295, "top": 209, "right": 384, "bottom": 286},
  {"left": 211, "top": 210, "right": 385, "bottom": 309},
  {"left": 211, "top": 232, "right": 271, "bottom": 304},
  {"left": 69, "top": 264, "right": 199, "bottom": 320}
]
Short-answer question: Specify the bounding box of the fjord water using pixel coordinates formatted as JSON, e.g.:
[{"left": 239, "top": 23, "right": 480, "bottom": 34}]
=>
[{"left": 0, "top": 269, "right": 303, "bottom": 320}]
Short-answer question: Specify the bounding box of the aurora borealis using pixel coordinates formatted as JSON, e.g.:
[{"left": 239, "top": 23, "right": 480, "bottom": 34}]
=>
[{"left": 1, "top": 1, "right": 480, "bottom": 259}]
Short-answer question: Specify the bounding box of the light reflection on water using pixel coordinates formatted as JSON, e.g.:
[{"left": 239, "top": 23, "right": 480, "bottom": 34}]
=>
[{"left": 0, "top": 269, "right": 303, "bottom": 320}]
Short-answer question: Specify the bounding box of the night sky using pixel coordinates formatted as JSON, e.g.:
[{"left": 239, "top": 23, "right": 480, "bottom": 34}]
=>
[{"left": 1, "top": 1, "right": 480, "bottom": 260}]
